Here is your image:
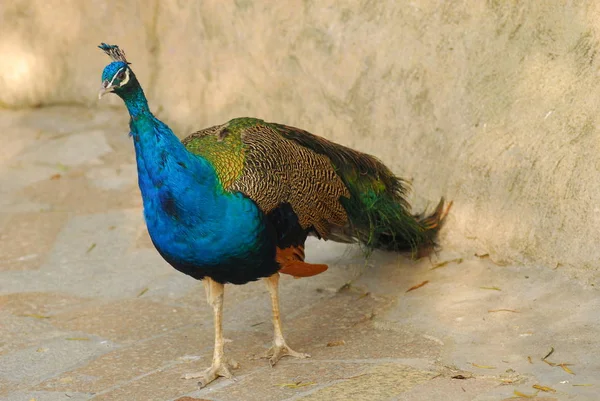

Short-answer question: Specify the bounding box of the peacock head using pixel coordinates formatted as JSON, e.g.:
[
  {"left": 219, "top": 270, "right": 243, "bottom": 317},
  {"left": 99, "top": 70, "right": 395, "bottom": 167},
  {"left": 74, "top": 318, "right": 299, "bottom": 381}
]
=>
[{"left": 98, "top": 43, "right": 136, "bottom": 100}]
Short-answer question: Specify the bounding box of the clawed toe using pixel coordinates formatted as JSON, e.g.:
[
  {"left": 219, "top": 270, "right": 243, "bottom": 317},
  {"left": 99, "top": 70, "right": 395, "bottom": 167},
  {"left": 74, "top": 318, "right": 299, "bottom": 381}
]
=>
[
  {"left": 182, "top": 359, "right": 240, "bottom": 388},
  {"left": 264, "top": 343, "right": 310, "bottom": 367}
]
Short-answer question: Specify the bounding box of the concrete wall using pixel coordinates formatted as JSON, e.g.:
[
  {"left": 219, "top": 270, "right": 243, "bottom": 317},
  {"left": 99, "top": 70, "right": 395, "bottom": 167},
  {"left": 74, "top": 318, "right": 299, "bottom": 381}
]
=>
[{"left": 3, "top": 1, "right": 600, "bottom": 272}]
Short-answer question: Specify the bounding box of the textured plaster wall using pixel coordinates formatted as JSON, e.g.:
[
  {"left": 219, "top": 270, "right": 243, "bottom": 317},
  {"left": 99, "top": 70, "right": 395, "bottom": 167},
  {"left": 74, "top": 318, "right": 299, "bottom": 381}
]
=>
[{"left": 2, "top": 1, "right": 600, "bottom": 273}]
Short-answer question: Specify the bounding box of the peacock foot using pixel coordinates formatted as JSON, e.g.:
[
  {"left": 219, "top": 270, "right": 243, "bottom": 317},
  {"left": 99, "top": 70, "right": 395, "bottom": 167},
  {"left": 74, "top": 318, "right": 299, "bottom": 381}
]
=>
[
  {"left": 264, "top": 343, "right": 310, "bottom": 367},
  {"left": 182, "top": 358, "right": 240, "bottom": 388}
]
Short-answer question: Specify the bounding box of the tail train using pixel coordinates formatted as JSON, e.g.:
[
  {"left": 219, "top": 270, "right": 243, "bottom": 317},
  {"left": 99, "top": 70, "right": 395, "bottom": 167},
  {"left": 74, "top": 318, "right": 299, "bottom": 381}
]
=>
[
  {"left": 372, "top": 197, "right": 452, "bottom": 256},
  {"left": 275, "top": 123, "right": 451, "bottom": 257}
]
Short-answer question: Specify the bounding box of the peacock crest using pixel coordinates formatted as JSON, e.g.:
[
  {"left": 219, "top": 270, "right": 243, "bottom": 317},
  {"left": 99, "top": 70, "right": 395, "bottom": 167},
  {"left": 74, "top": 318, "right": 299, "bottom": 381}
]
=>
[{"left": 98, "top": 43, "right": 130, "bottom": 64}]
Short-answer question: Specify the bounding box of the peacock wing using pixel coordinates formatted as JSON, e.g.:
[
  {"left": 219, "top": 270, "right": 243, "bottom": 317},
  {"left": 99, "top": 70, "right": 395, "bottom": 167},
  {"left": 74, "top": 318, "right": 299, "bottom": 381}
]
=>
[{"left": 182, "top": 118, "right": 350, "bottom": 239}]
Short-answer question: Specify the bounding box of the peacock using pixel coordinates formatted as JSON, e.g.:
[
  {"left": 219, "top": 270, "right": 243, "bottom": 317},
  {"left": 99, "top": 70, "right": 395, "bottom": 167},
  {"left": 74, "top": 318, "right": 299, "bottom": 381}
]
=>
[{"left": 97, "top": 43, "right": 450, "bottom": 388}]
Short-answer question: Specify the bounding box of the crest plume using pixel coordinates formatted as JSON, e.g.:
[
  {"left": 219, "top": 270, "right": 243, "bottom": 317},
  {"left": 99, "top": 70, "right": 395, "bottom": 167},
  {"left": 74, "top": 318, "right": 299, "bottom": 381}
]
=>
[{"left": 98, "top": 43, "right": 130, "bottom": 64}]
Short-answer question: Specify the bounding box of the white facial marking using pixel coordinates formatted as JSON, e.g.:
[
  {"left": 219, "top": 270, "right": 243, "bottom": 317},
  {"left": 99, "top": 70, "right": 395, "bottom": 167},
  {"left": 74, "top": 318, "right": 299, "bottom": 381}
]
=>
[
  {"left": 108, "top": 67, "right": 123, "bottom": 87},
  {"left": 119, "top": 68, "right": 130, "bottom": 87},
  {"left": 109, "top": 67, "right": 128, "bottom": 88}
]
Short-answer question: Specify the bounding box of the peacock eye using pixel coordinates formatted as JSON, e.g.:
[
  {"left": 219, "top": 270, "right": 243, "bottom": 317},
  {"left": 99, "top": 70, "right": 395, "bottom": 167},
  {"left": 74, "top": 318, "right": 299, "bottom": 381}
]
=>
[{"left": 117, "top": 70, "right": 127, "bottom": 80}]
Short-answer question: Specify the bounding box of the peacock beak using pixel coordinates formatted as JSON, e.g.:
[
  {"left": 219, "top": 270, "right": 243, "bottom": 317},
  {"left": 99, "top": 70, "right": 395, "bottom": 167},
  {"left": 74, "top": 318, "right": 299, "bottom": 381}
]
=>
[{"left": 98, "top": 80, "right": 114, "bottom": 99}]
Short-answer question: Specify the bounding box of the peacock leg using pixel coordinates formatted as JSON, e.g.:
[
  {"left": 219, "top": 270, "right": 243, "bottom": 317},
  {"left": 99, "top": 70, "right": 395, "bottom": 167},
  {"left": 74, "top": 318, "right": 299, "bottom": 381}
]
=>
[
  {"left": 182, "top": 277, "right": 239, "bottom": 387},
  {"left": 263, "top": 273, "right": 310, "bottom": 366}
]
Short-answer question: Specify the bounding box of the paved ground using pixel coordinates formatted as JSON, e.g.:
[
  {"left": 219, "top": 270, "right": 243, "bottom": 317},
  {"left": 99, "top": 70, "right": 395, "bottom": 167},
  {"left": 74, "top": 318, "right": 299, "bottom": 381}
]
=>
[{"left": 1, "top": 106, "right": 599, "bottom": 400}]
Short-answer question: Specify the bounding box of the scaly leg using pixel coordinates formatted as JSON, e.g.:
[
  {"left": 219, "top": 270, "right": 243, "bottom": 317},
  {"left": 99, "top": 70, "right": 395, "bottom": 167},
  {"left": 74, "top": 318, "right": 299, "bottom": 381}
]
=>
[
  {"left": 182, "top": 277, "right": 239, "bottom": 387},
  {"left": 263, "top": 273, "right": 310, "bottom": 366}
]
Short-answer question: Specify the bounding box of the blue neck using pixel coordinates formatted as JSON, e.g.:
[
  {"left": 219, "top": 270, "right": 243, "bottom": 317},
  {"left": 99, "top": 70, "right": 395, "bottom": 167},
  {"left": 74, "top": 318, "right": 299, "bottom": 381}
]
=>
[
  {"left": 119, "top": 82, "right": 219, "bottom": 206},
  {"left": 113, "top": 80, "right": 276, "bottom": 281},
  {"left": 120, "top": 85, "right": 151, "bottom": 119},
  {"left": 119, "top": 83, "right": 186, "bottom": 164}
]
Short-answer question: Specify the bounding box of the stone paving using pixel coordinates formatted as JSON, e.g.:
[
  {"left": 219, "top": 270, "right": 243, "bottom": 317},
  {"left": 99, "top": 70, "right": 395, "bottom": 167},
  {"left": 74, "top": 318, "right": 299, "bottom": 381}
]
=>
[{"left": 1, "top": 107, "right": 599, "bottom": 400}]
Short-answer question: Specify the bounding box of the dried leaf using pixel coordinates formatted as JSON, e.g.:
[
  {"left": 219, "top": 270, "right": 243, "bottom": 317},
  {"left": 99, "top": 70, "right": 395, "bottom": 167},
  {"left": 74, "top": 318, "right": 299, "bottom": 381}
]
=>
[
  {"left": 326, "top": 340, "right": 346, "bottom": 347},
  {"left": 488, "top": 309, "right": 519, "bottom": 313},
  {"left": 20, "top": 313, "right": 50, "bottom": 319},
  {"left": 430, "top": 258, "right": 463, "bottom": 270},
  {"left": 558, "top": 363, "right": 575, "bottom": 375},
  {"left": 572, "top": 384, "right": 593, "bottom": 387},
  {"left": 406, "top": 280, "right": 429, "bottom": 293},
  {"left": 532, "top": 384, "right": 556, "bottom": 393},
  {"left": 65, "top": 337, "right": 90, "bottom": 341},
  {"left": 276, "top": 381, "right": 316, "bottom": 389},
  {"left": 480, "top": 286, "right": 502, "bottom": 291},
  {"left": 542, "top": 349, "right": 575, "bottom": 375},
  {"left": 513, "top": 389, "right": 538, "bottom": 398},
  {"left": 86, "top": 243, "right": 96, "bottom": 253},
  {"left": 451, "top": 374, "right": 471, "bottom": 380},
  {"left": 474, "top": 253, "right": 507, "bottom": 265},
  {"left": 333, "top": 373, "right": 369, "bottom": 381},
  {"left": 36, "top": 348, "right": 48, "bottom": 353},
  {"left": 542, "top": 347, "right": 555, "bottom": 361},
  {"left": 56, "top": 163, "right": 69, "bottom": 172},
  {"left": 471, "top": 363, "right": 496, "bottom": 369},
  {"left": 137, "top": 287, "right": 149, "bottom": 297},
  {"left": 174, "top": 397, "right": 213, "bottom": 401},
  {"left": 50, "top": 173, "right": 61, "bottom": 180},
  {"left": 527, "top": 356, "right": 533, "bottom": 364}
]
